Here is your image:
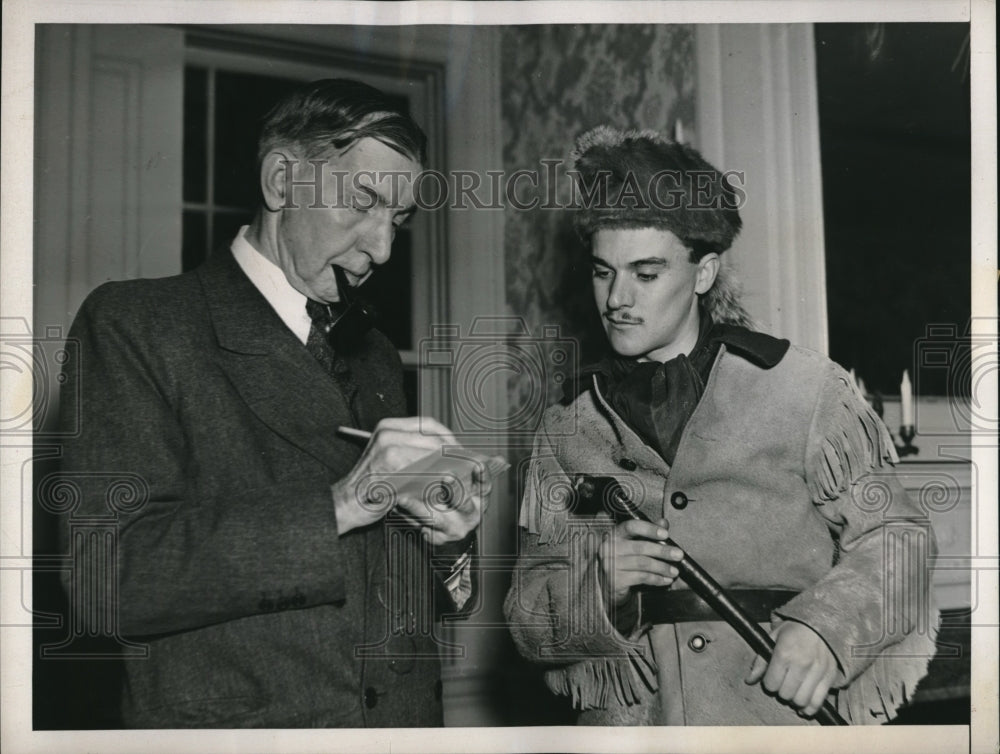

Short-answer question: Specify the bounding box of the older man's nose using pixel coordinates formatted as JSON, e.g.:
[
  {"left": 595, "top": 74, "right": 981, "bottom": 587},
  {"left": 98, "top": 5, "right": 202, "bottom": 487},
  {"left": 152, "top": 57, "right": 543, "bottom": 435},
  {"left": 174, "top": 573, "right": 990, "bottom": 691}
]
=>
[{"left": 363, "top": 219, "right": 394, "bottom": 266}]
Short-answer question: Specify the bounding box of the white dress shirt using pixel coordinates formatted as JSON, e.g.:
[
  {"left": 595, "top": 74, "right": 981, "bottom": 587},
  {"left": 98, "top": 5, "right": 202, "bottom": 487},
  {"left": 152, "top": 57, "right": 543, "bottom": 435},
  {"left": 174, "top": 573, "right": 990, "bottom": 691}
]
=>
[{"left": 231, "top": 225, "right": 312, "bottom": 344}]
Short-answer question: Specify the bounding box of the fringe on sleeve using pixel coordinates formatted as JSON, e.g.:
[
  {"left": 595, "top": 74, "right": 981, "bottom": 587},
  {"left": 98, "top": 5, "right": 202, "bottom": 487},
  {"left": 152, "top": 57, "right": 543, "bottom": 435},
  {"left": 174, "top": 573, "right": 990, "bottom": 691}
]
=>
[
  {"left": 837, "top": 617, "right": 941, "bottom": 724},
  {"left": 806, "top": 367, "right": 940, "bottom": 724},
  {"left": 807, "top": 371, "right": 899, "bottom": 504},
  {"left": 518, "top": 432, "right": 574, "bottom": 545},
  {"left": 543, "top": 645, "right": 658, "bottom": 711}
]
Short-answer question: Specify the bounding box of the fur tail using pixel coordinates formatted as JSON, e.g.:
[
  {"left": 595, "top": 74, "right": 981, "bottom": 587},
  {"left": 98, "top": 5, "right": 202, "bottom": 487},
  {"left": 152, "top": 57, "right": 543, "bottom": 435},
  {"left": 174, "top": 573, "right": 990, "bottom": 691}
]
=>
[{"left": 703, "top": 264, "right": 754, "bottom": 328}]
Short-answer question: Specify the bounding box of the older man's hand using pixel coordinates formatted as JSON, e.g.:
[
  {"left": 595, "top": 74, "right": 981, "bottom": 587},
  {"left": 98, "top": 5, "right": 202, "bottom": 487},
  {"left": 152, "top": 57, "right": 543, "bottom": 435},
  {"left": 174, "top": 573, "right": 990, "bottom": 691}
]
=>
[
  {"left": 331, "top": 416, "right": 490, "bottom": 543},
  {"left": 745, "top": 620, "right": 840, "bottom": 717}
]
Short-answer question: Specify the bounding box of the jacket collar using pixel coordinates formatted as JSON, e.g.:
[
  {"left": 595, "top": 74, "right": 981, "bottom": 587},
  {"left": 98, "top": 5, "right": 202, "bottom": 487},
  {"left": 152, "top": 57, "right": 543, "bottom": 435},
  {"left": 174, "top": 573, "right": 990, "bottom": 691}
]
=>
[
  {"left": 708, "top": 324, "right": 789, "bottom": 369},
  {"left": 197, "top": 248, "right": 359, "bottom": 471},
  {"left": 564, "top": 319, "right": 789, "bottom": 404},
  {"left": 198, "top": 245, "right": 300, "bottom": 355}
]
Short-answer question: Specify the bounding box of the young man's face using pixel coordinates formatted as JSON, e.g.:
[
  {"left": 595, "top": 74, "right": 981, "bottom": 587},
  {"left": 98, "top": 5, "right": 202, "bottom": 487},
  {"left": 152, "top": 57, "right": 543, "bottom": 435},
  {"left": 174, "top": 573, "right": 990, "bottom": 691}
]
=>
[
  {"left": 266, "top": 136, "right": 420, "bottom": 303},
  {"left": 591, "top": 227, "right": 719, "bottom": 362}
]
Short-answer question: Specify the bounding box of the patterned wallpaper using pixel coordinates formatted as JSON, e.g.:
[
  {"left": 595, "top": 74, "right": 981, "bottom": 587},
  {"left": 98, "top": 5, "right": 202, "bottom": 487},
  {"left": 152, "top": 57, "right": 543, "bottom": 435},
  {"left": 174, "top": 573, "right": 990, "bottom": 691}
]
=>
[{"left": 499, "top": 24, "right": 697, "bottom": 435}]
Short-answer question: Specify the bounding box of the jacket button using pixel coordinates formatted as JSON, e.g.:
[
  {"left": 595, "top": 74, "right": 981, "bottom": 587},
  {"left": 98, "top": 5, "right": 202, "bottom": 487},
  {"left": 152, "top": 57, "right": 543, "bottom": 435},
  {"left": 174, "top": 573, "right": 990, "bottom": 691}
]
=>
[
  {"left": 670, "top": 491, "right": 688, "bottom": 510},
  {"left": 387, "top": 636, "right": 416, "bottom": 674},
  {"left": 617, "top": 457, "right": 637, "bottom": 471},
  {"left": 688, "top": 634, "right": 709, "bottom": 652},
  {"left": 363, "top": 686, "right": 379, "bottom": 709}
]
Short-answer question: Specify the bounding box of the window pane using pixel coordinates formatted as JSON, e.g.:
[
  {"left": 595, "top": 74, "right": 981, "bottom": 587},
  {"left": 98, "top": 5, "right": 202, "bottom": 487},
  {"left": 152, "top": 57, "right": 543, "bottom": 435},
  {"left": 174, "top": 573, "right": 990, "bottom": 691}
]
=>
[
  {"left": 214, "top": 71, "right": 300, "bottom": 209},
  {"left": 183, "top": 66, "right": 208, "bottom": 203},
  {"left": 402, "top": 367, "right": 418, "bottom": 416},
  {"left": 182, "top": 210, "right": 207, "bottom": 272},
  {"left": 361, "top": 227, "right": 413, "bottom": 351},
  {"left": 816, "top": 23, "right": 970, "bottom": 396},
  {"left": 212, "top": 210, "right": 254, "bottom": 253}
]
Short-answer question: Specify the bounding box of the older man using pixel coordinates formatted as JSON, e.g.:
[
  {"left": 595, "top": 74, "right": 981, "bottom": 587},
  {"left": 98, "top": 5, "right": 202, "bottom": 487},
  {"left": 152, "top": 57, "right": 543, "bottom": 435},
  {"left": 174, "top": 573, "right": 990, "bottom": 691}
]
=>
[
  {"left": 59, "top": 79, "right": 489, "bottom": 728},
  {"left": 504, "top": 126, "right": 937, "bottom": 725}
]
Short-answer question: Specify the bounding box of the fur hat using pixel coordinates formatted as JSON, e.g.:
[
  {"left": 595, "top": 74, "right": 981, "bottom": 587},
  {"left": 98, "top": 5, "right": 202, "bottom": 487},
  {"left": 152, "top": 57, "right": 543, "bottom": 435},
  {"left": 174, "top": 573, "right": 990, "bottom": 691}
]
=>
[{"left": 571, "top": 125, "right": 743, "bottom": 256}]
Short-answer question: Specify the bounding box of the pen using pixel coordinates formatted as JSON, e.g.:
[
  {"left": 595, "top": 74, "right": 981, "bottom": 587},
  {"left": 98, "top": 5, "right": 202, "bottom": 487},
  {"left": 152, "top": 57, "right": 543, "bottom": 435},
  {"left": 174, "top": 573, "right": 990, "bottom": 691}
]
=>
[{"left": 336, "top": 426, "right": 373, "bottom": 441}]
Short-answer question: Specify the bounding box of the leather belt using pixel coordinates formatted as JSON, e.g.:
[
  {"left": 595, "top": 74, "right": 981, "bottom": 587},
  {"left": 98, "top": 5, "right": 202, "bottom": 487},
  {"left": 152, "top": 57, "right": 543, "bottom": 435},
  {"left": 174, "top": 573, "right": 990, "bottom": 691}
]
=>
[{"left": 641, "top": 588, "right": 798, "bottom": 625}]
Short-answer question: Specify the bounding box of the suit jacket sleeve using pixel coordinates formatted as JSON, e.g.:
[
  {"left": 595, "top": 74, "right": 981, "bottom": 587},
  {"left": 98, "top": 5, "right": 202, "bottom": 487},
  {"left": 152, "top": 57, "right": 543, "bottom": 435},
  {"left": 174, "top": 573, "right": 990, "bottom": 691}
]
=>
[{"left": 59, "top": 285, "right": 350, "bottom": 637}]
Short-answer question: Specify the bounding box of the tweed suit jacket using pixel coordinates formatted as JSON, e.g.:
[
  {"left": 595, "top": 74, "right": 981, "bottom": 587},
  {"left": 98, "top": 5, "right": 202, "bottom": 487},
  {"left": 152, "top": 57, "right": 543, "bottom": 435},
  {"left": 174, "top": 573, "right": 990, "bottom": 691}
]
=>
[
  {"left": 504, "top": 343, "right": 937, "bottom": 726},
  {"left": 58, "top": 248, "right": 459, "bottom": 728}
]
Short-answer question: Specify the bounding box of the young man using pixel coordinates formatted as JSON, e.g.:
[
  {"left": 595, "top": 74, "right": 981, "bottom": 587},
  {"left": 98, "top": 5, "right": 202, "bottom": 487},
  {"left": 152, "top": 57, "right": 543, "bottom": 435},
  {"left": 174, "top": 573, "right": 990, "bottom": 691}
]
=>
[
  {"left": 59, "top": 79, "right": 489, "bottom": 728},
  {"left": 504, "top": 126, "right": 937, "bottom": 725}
]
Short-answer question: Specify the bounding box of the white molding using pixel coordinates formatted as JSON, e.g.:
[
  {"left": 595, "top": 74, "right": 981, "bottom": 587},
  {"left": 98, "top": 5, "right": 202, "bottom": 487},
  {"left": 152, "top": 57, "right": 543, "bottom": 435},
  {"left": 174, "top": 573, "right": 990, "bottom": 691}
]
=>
[
  {"left": 436, "top": 26, "right": 510, "bottom": 727},
  {"left": 35, "top": 24, "right": 183, "bottom": 337},
  {"left": 695, "top": 23, "right": 828, "bottom": 353}
]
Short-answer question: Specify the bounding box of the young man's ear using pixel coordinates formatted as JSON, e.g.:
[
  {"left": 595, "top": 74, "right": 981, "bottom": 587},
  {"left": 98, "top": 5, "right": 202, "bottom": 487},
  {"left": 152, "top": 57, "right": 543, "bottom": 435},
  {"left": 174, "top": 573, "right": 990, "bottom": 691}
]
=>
[
  {"left": 259, "top": 150, "right": 295, "bottom": 212},
  {"left": 694, "top": 253, "right": 721, "bottom": 295}
]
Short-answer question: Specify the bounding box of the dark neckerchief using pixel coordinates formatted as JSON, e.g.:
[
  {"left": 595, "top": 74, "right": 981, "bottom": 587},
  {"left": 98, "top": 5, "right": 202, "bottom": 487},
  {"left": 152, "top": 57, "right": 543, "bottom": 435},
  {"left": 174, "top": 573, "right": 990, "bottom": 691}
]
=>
[{"left": 565, "top": 312, "right": 790, "bottom": 466}]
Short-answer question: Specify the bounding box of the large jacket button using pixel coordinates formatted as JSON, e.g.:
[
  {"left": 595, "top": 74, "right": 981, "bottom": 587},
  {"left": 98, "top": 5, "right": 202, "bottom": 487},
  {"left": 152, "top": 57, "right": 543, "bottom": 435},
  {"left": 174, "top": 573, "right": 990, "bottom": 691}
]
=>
[
  {"left": 387, "top": 636, "right": 416, "bottom": 675},
  {"left": 617, "top": 457, "right": 637, "bottom": 471},
  {"left": 363, "top": 686, "right": 379, "bottom": 709},
  {"left": 688, "top": 634, "right": 709, "bottom": 652},
  {"left": 670, "top": 491, "right": 689, "bottom": 510}
]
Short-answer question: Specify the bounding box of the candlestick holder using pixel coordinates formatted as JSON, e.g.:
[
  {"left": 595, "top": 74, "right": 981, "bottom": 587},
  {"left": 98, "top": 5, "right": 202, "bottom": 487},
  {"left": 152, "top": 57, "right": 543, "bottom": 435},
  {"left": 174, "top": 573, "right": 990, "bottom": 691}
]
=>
[
  {"left": 870, "top": 392, "right": 919, "bottom": 458},
  {"left": 896, "top": 425, "right": 919, "bottom": 458}
]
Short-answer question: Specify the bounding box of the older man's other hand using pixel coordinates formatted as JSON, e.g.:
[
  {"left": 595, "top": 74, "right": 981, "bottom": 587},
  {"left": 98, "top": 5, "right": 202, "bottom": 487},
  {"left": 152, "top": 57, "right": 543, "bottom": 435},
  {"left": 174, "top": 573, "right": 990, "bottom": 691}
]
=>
[{"left": 330, "top": 417, "right": 495, "bottom": 543}]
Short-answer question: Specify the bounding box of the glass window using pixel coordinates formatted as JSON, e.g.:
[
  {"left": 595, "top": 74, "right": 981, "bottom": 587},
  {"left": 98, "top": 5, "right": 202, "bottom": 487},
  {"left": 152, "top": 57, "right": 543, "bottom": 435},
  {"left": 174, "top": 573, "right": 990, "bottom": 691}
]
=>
[{"left": 815, "top": 23, "right": 971, "bottom": 397}]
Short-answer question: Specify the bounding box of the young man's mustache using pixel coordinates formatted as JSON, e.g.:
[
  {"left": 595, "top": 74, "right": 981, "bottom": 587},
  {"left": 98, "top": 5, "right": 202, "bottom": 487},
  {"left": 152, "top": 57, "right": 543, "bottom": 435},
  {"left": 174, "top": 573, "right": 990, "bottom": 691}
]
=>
[{"left": 604, "top": 311, "right": 644, "bottom": 324}]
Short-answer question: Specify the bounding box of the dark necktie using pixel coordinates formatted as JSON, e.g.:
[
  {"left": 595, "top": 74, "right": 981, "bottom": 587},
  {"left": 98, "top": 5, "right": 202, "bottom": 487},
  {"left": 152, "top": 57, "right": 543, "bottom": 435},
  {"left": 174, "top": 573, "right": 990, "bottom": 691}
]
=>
[{"left": 305, "top": 299, "right": 362, "bottom": 425}]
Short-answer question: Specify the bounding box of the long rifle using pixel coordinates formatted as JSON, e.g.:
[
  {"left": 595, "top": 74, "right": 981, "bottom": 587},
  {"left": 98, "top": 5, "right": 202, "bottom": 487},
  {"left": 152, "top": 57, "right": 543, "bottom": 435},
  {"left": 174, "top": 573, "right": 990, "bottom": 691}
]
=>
[{"left": 576, "top": 475, "right": 849, "bottom": 726}]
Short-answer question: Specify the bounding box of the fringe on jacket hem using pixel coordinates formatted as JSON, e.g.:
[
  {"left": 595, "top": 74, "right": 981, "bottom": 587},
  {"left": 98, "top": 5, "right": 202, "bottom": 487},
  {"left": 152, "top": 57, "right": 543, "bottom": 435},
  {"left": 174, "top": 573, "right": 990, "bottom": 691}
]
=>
[{"left": 543, "top": 648, "right": 658, "bottom": 711}]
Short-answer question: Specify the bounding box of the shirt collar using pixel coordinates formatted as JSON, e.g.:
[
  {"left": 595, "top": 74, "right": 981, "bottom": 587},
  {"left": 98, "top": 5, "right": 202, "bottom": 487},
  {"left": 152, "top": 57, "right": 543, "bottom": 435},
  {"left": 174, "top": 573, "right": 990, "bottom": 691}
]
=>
[{"left": 230, "top": 225, "right": 312, "bottom": 345}]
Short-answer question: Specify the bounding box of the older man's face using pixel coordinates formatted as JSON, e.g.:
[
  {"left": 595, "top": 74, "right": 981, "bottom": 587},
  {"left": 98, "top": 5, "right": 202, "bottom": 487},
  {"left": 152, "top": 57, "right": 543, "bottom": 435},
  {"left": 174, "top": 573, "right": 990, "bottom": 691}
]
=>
[
  {"left": 272, "top": 137, "right": 420, "bottom": 303},
  {"left": 591, "top": 227, "right": 717, "bottom": 363}
]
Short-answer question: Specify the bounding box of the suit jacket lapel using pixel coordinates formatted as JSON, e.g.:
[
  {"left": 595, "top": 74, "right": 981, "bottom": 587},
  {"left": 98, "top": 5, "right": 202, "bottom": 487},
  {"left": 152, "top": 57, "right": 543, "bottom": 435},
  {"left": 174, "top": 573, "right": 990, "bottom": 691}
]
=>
[{"left": 198, "top": 248, "right": 357, "bottom": 472}]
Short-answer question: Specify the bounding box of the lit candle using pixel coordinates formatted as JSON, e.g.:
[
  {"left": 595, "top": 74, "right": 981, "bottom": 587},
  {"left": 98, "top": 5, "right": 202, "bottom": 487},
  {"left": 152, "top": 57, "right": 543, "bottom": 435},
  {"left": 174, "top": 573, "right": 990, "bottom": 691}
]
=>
[
  {"left": 674, "top": 119, "right": 684, "bottom": 144},
  {"left": 900, "top": 369, "right": 914, "bottom": 427}
]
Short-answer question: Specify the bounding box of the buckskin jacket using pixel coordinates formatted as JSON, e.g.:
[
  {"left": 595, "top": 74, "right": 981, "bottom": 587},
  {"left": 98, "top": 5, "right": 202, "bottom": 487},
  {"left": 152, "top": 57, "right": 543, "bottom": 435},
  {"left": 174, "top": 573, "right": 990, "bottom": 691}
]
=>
[{"left": 504, "top": 326, "right": 938, "bottom": 726}]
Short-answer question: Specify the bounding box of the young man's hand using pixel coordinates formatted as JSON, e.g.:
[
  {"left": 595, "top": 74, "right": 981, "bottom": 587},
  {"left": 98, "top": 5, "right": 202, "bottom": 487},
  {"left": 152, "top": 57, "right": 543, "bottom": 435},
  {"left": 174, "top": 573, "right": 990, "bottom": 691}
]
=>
[
  {"left": 597, "top": 517, "right": 684, "bottom": 610},
  {"left": 745, "top": 620, "right": 839, "bottom": 717}
]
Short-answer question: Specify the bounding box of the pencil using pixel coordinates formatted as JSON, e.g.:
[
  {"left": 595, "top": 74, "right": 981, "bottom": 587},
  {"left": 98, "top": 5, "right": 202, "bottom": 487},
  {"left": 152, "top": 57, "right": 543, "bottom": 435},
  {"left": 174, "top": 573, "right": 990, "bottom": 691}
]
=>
[{"left": 336, "top": 426, "right": 373, "bottom": 441}]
